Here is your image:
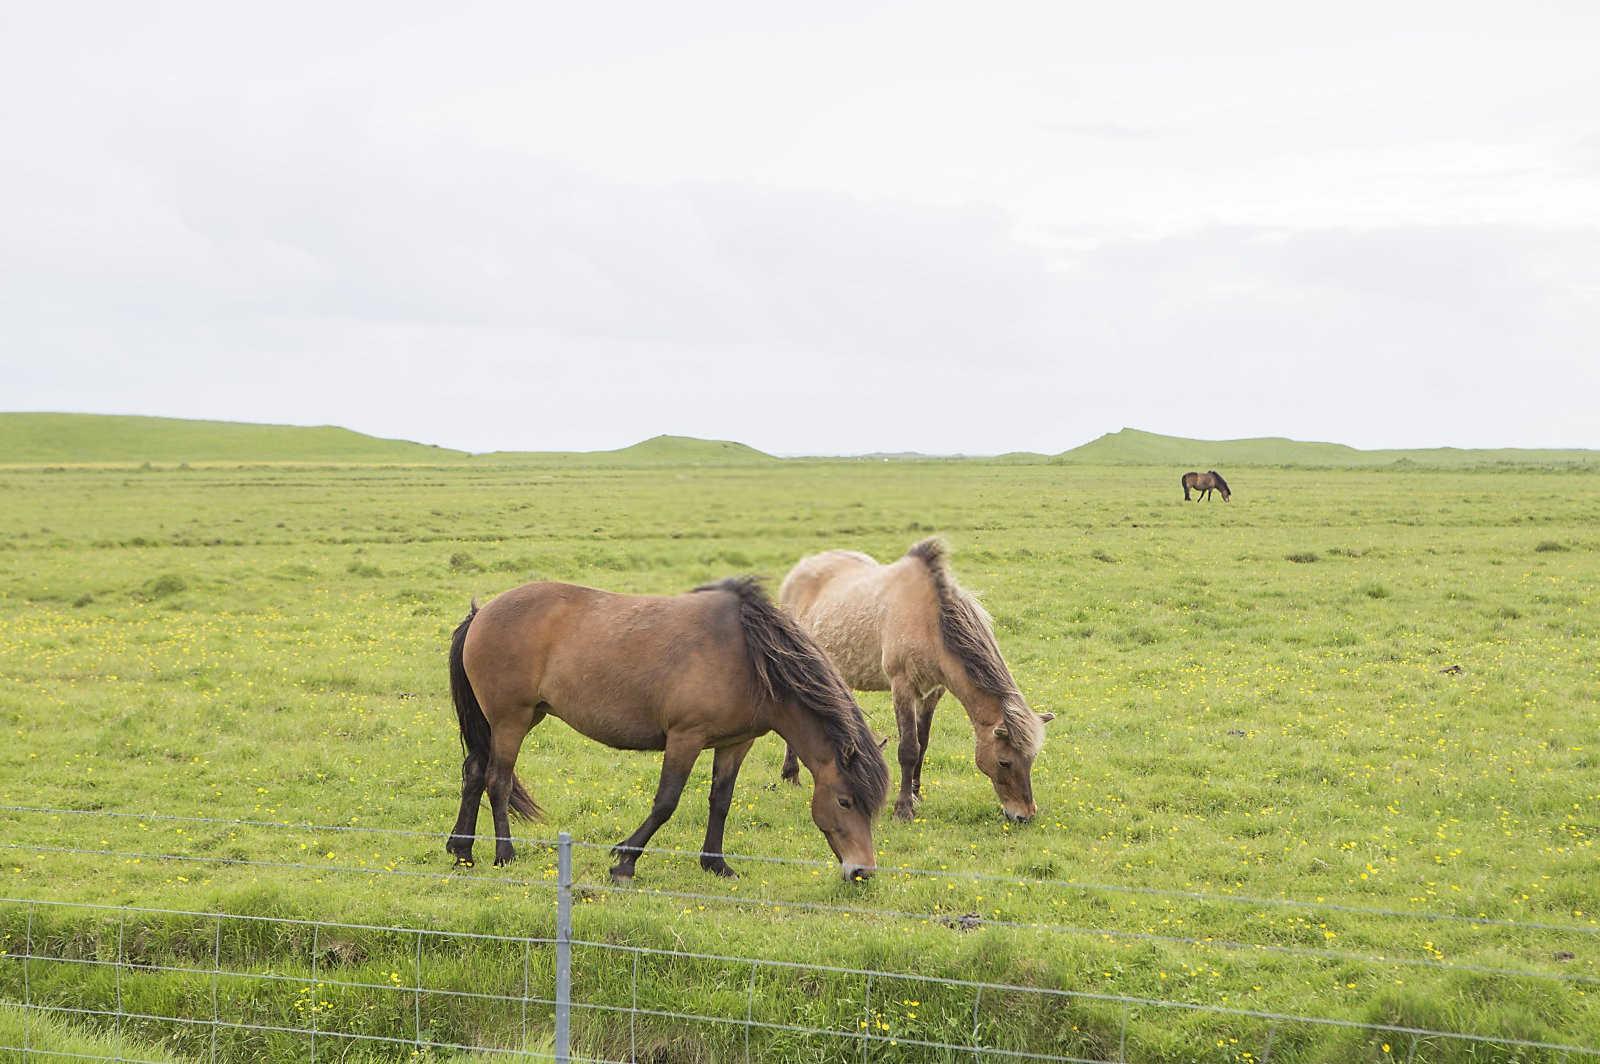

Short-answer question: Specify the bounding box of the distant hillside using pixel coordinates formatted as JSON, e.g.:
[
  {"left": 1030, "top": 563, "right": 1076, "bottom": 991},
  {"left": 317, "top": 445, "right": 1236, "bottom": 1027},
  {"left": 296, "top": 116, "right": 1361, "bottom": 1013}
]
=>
[
  {"left": 1058, "top": 428, "right": 1599, "bottom": 468},
  {"left": 486, "top": 434, "right": 774, "bottom": 466},
  {"left": 0, "top": 413, "right": 466, "bottom": 465},
  {"left": 7, "top": 414, "right": 1590, "bottom": 469}
]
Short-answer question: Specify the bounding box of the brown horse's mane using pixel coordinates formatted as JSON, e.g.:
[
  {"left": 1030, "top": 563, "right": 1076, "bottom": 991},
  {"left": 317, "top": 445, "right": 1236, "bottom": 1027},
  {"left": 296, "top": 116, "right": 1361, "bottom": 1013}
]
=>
[
  {"left": 697, "top": 577, "right": 889, "bottom": 816},
  {"left": 904, "top": 539, "right": 1044, "bottom": 758},
  {"left": 1208, "top": 470, "right": 1231, "bottom": 494}
]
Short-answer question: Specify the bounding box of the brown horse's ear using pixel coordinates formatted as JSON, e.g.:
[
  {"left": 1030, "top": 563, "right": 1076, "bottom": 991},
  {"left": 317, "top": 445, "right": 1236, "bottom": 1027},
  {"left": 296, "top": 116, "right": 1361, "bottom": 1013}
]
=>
[
  {"left": 992, "top": 725, "right": 1010, "bottom": 741},
  {"left": 1038, "top": 712, "right": 1056, "bottom": 724}
]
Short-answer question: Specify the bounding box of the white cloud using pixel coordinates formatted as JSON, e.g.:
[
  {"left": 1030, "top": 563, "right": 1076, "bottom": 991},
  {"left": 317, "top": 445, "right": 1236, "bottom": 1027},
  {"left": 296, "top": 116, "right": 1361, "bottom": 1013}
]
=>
[{"left": 3, "top": 1, "right": 1598, "bottom": 453}]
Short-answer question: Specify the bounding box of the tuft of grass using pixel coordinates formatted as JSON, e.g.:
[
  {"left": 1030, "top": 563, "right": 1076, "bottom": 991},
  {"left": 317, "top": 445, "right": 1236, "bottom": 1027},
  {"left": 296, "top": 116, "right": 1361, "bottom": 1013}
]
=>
[
  {"left": 1535, "top": 540, "right": 1568, "bottom": 553},
  {"left": 137, "top": 573, "right": 187, "bottom": 599},
  {"left": 1358, "top": 582, "right": 1390, "bottom": 599},
  {"left": 1090, "top": 549, "right": 1117, "bottom": 564},
  {"left": 1284, "top": 551, "right": 1319, "bottom": 564}
]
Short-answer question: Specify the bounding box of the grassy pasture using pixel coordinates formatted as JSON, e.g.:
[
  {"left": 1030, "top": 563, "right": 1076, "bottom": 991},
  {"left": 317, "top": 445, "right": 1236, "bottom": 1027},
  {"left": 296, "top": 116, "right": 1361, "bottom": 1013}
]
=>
[{"left": 1, "top": 459, "right": 1597, "bottom": 1062}]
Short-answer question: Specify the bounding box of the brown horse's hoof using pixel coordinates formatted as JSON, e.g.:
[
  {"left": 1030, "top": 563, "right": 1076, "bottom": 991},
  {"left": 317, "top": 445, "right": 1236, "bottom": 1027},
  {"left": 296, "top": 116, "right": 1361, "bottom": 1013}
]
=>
[
  {"left": 609, "top": 866, "right": 634, "bottom": 885},
  {"left": 700, "top": 857, "right": 738, "bottom": 879},
  {"left": 893, "top": 797, "right": 918, "bottom": 821},
  {"left": 493, "top": 846, "right": 516, "bottom": 867}
]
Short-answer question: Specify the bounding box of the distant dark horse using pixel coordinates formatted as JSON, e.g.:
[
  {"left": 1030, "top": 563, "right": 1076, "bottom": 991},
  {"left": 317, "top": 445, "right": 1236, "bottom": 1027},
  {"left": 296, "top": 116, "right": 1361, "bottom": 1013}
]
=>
[{"left": 1182, "top": 471, "right": 1231, "bottom": 502}]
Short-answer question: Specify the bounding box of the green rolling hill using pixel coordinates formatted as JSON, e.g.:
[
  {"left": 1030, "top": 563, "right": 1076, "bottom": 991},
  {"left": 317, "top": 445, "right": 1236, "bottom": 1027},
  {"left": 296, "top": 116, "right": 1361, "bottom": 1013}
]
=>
[
  {"left": 486, "top": 434, "right": 774, "bottom": 465},
  {"left": 1057, "top": 427, "right": 1599, "bottom": 467},
  {"left": 3, "top": 413, "right": 1591, "bottom": 468},
  {"left": 0, "top": 413, "right": 466, "bottom": 465},
  {"left": 0, "top": 416, "right": 774, "bottom": 467}
]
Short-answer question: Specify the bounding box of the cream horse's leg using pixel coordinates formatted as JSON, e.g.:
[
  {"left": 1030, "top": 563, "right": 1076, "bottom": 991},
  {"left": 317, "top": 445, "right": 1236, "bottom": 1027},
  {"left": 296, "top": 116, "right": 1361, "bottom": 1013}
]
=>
[
  {"left": 780, "top": 741, "right": 802, "bottom": 784},
  {"left": 911, "top": 688, "right": 943, "bottom": 799},
  {"left": 890, "top": 675, "right": 921, "bottom": 820}
]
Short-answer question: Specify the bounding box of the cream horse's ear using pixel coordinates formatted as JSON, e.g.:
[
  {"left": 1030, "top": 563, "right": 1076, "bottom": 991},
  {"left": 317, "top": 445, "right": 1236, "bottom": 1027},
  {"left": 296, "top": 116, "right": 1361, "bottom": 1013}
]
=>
[{"left": 1038, "top": 712, "right": 1056, "bottom": 724}]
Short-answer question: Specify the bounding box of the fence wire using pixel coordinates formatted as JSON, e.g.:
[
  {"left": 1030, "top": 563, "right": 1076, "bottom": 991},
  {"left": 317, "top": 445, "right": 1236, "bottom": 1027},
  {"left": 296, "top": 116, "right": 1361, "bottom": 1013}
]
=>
[
  {"left": 2, "top": 813, "right": 1598, "bottom": 1061},
  {"left": 3, "top": 835, "right": 1592, "bottom": 992},
  {"left": 6, "top": 892, "right": 1598, "bottom": 1063},
  {"left": 4, "top": 802, "right": 1592, "bottom": 937}
]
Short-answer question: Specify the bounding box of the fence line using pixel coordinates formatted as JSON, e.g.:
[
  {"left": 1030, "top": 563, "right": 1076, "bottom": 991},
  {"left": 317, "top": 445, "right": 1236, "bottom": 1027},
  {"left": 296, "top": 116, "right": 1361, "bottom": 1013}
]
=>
[
  {"left": 0, "top": 840, "right": 562, "bottom": 895},
  {"left": 574, "top": 879, "right": 1600, "bottom": 989},
  {"left": 4, "top": 802, "right": 1591, "bottom": 938},
  {"left": 1, "top": 949, "right": 561, "bottom": 1012},
  {"left": 0, "top": 1045, "right": 170, "bottom": 1064},
  {"left": 563, "top": 999, "right": 1112, "bottom": 1064},
  {"left": 2, "top": 1004, "right": 625, "bottom": 1063},
  {"left": 569, "top": 936, "right": 1600, "bottom": 1055},
  {"left": 4, "top": 840, "right": 1598, "bottom": 1063},
  {"left": 0, "top": 894, "right": 555, "bottom": 948},
  {"left": 4, "top": 838, "right": 1596, "bottom": 991}
]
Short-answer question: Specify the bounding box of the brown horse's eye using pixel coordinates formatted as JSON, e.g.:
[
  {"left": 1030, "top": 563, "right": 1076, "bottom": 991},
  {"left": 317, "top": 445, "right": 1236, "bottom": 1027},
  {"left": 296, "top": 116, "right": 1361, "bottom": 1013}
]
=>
[
  {"left": 998, "top": 760, "right": 1012, "bottom": 769},
  {"left": 837, "top": 797, "right": 853, "bottom": 809}
]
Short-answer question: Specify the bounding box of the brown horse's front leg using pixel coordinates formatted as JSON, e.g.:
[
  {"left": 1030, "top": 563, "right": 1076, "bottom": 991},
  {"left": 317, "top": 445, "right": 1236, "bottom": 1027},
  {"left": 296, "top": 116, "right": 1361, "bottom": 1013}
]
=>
[
  {"left": 447, "top": 752, "right": 486, "bottom": 866},
  {"left": 612, "top": 736, "right": 701, "bottom": 881},
  {"left": 779, "top": 742, "right": 802, "bottom": 785},
  {"left": 890, "top": 680, "right": 920, "bottom": 820},
  {"left": 700, "top": 739, "right": 754, "bottom": 878}
]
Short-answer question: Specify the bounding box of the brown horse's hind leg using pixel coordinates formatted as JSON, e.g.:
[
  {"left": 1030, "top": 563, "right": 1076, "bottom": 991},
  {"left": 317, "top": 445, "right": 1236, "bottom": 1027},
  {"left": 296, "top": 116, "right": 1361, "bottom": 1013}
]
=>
[
  {"left": 611, "top": 734, "right": 702, "bottom": 881},
  {"left": 486, "top": 710, "right": 536, "bottom": 867},
  {"left": 890, "top": 678, "right": 921, "bottom": 821},
  {"left": 700, "top": 739, "right": 755, "bottom": 878},
  {"left": 911, "top": 688, "right": 942, "bottom": 799},
  {"left": 447, "top": 753, "right": 487, "bottom": 866},
  {"left": 779, "top": 742, "right": 802, "bottom": 785}
]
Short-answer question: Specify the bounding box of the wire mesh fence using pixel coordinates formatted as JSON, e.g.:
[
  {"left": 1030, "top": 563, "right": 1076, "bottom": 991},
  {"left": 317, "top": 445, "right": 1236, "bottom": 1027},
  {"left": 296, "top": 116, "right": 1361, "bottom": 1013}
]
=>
[{"left": 2, "top": 806, "right": 1598, "bottom": 1062}]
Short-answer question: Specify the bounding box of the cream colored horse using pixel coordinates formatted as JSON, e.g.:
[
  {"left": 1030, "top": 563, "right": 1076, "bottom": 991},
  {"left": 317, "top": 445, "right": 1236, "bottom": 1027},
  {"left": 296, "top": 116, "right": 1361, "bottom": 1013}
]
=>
[{"left": 778, "top": 539, "right": 1052, "bottom": 822}]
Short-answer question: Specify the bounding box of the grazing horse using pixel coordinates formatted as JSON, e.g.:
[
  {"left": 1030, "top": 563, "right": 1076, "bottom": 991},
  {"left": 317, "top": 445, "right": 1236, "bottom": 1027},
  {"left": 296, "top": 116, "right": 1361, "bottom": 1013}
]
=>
[
  {"left": 778, "top": 539, "right": 1053, "bottom": 823},
  {"left": 1182, "top": 470, "right": 1231, "bottom": 502},
  {"left": 447, "top": 577, "right": 888, "bottom": 881}
]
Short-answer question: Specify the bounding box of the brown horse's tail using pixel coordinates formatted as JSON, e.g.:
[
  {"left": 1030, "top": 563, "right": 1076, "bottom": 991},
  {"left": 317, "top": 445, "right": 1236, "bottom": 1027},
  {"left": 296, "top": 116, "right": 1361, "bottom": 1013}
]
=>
[{"left": 450, "top": 604, "right": 540, "bottom": 819}]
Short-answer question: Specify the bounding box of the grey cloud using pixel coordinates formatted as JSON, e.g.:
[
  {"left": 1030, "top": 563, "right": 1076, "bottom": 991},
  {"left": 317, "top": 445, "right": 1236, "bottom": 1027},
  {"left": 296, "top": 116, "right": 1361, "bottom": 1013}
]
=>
[{"left": 4, "top": 3, "right": 1598, "bottom": 454}]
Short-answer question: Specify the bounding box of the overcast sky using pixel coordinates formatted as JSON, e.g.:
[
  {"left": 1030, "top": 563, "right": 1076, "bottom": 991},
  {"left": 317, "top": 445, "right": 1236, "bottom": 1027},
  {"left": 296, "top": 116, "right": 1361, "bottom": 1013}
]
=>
[{"left": 4, "top": 2, "right": 1598, "bottom": 454}]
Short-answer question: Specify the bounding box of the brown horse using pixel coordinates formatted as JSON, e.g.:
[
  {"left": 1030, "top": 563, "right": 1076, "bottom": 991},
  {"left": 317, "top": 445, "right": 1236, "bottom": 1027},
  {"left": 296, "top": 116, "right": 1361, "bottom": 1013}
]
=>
[
  {"left": 446, "top": 577, "right": 889, "bottom": 881},
  {"left": 1182, "top": 470, "right": 1231, "bottom": 502},
  {"left": 778, "top": 539, "right": 1053, "bottom": 823}
]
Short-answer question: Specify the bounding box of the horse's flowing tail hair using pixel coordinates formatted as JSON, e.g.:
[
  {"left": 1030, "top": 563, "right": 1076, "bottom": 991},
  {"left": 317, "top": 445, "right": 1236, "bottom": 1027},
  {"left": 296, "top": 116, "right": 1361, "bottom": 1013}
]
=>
[
  {"left": 450, "top": 604, "right": 540, "bottom": 819},
  {"left": 699, "top": 577, "right": 888, "bottom": 817}
]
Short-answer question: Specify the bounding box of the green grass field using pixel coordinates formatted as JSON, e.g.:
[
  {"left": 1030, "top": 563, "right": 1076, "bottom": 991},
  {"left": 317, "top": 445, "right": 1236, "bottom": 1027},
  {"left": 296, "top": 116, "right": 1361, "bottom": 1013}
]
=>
[{"left": 2, "top": 454, "right": 1597, "bottom": 1062}]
